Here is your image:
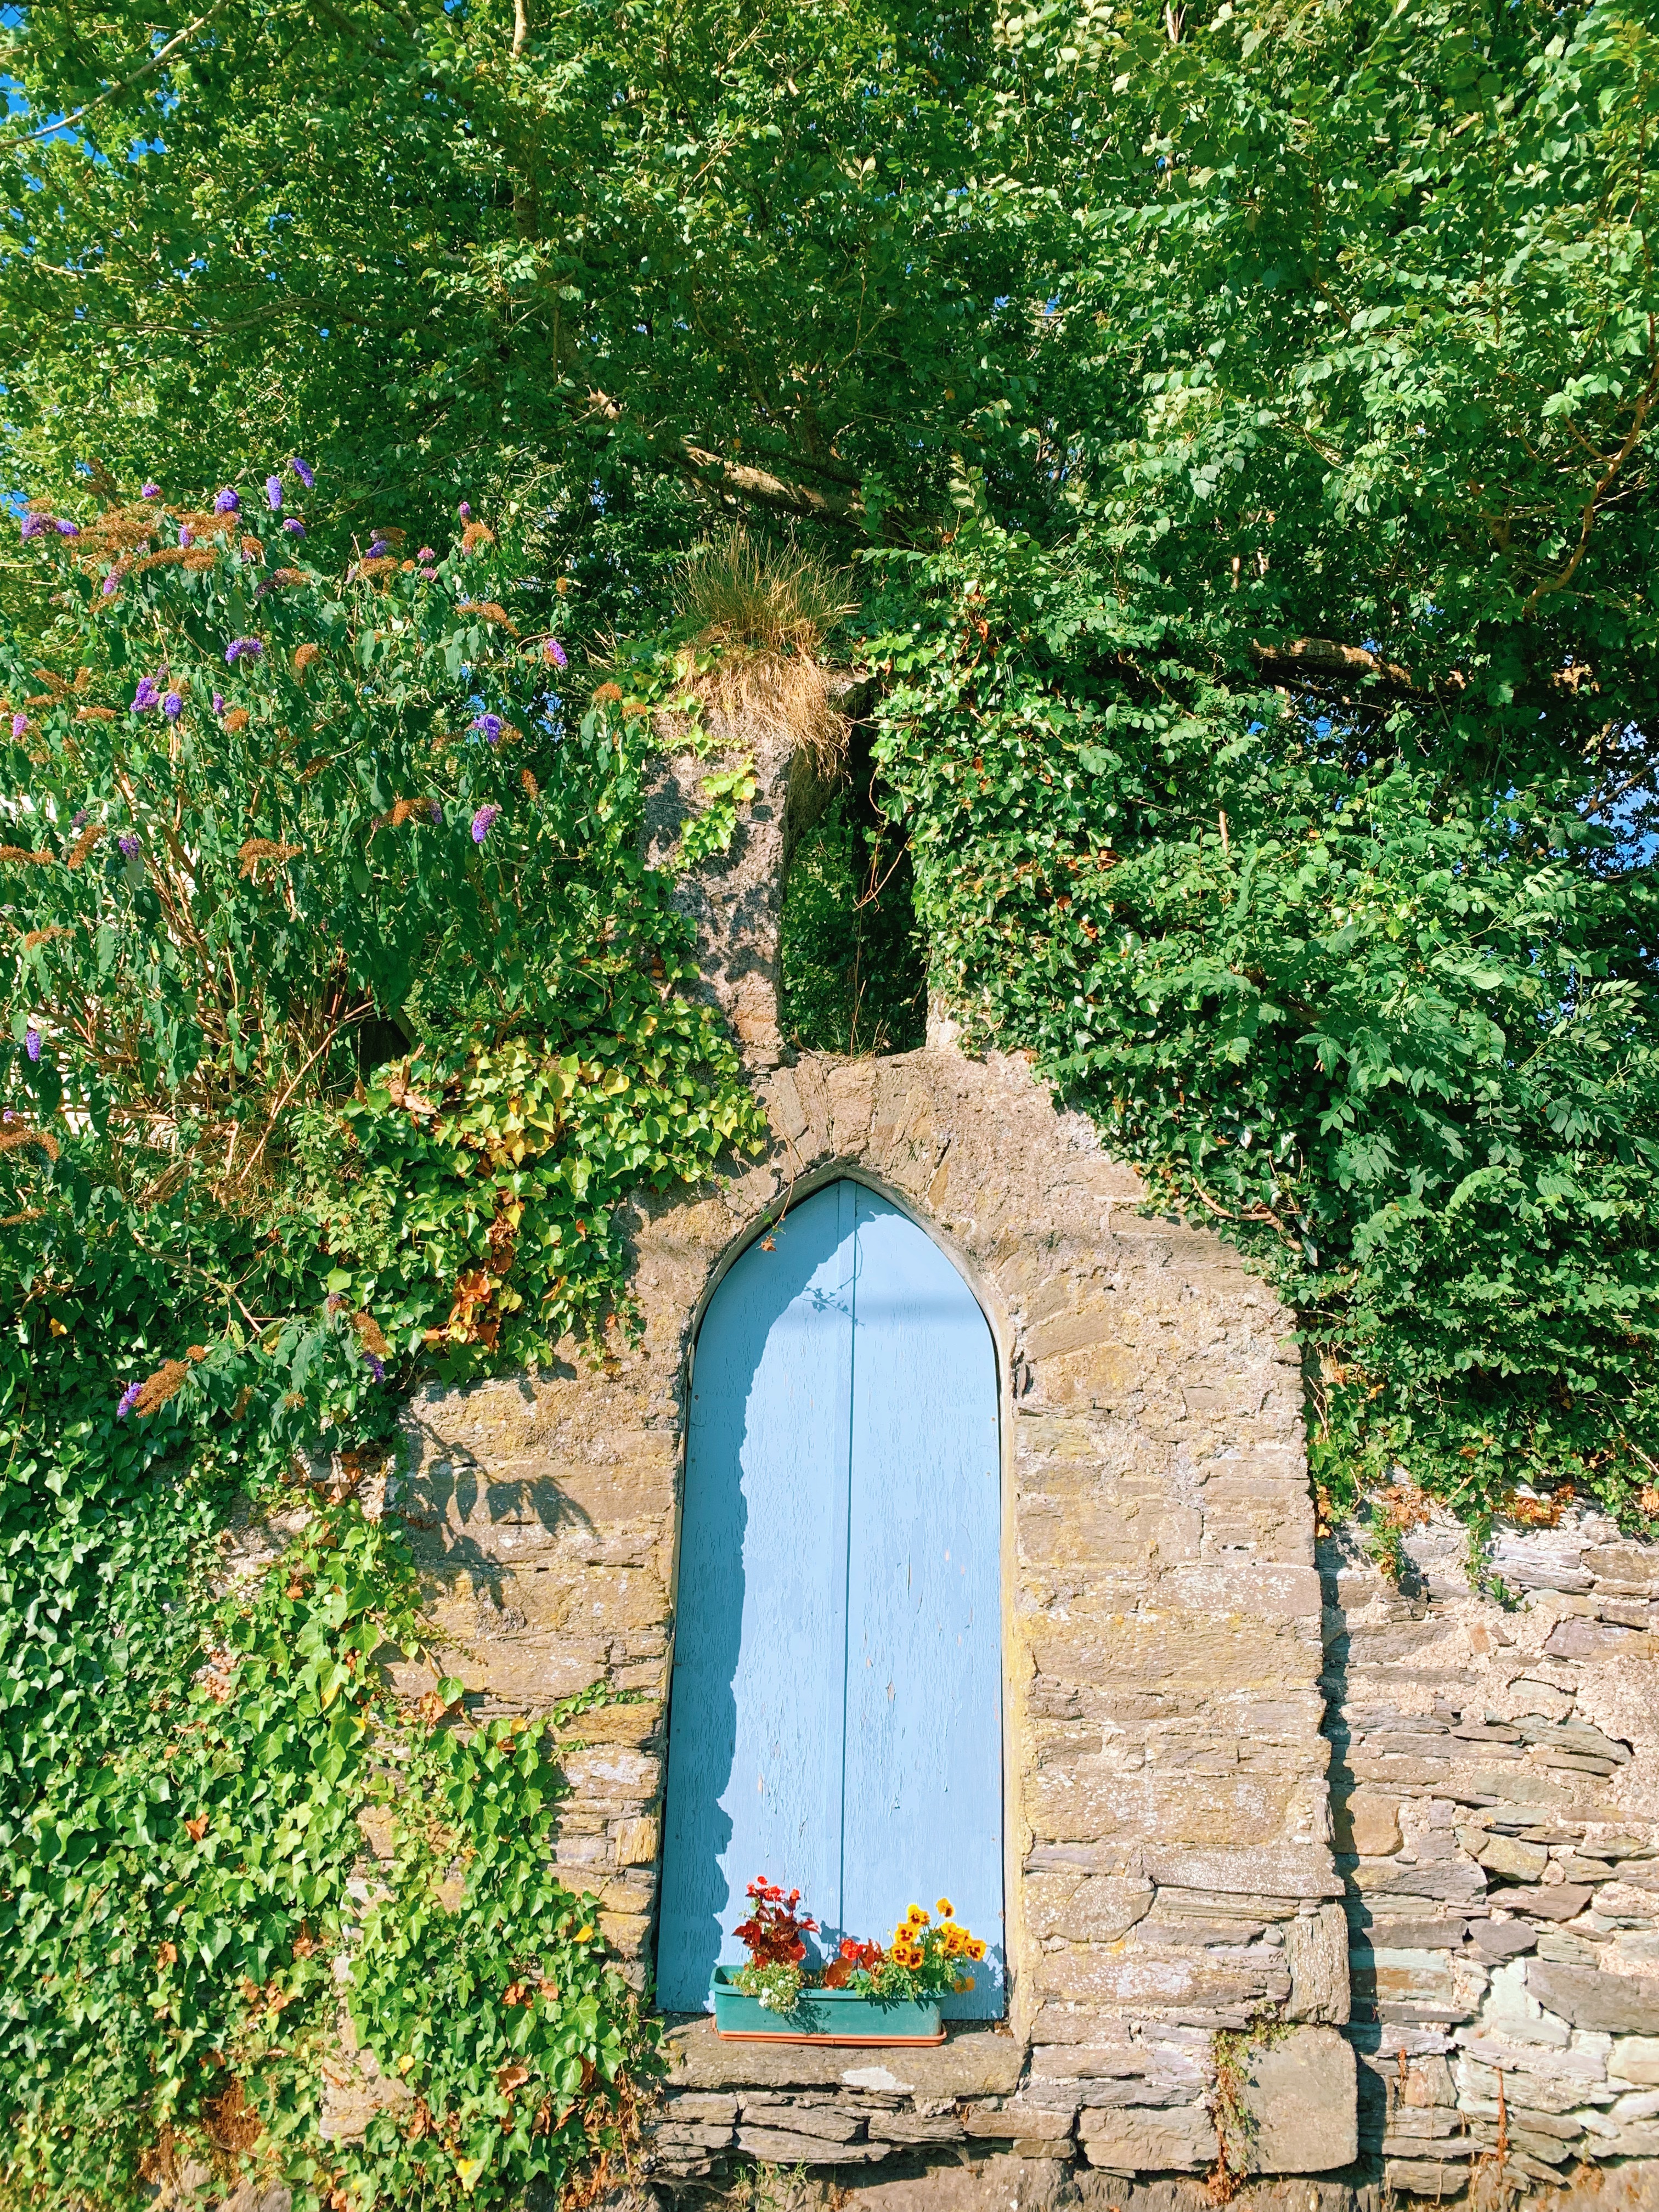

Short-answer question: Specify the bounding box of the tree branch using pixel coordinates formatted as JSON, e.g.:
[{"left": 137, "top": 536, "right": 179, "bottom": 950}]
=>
[
  {"left": 2, "top": 0, "right": 234, "bottom": 148},
  {"left": 673, "top": 440, "right": 934, "bottom": 542},
  {"left": 1249, "top": 637, "right": 1466, "bottom": 703}
]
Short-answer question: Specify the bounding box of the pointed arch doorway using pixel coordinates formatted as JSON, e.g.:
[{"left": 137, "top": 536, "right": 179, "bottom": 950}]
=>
[{"left": 656, "top": 1179, "right": 1005, "bottom": 2016}]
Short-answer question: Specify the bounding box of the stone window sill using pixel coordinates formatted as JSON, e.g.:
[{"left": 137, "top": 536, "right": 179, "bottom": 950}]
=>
[{"left": 659, "top": 2015, "right": 1025, "bottom": 2097}]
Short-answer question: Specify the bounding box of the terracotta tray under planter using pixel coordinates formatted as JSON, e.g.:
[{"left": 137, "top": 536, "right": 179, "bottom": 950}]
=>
[{"left": 709, "top": 1968, "right": 945, "bottom": 2046}]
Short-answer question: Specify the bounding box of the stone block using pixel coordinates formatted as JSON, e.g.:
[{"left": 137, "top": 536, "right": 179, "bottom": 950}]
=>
[
  {"left": 1584, "top": 1546, "right": 1659, "bottom": 1590},
  {"left": 662, "top": 2094, "right": 737, "bottom": 2124},
  {"left": 1031, "top": 1763, "right": 1303, "bottom": 1850},
  {"left": 1527, "top": 1963, "right": 1659, "bottom": 2034},
  {"left": 1143, "top": 1844, "right": 1344, "bottom": 1899},
  {"left": 1240, "top": 2025, "right": 1358, "bottom": 2174},
  {"left": 735, "top": 2127, "right": 881, "bottom": 2164},
  {"left": 1488, "top": 1883, "right": 1592, "bottom": 1922},
  {"left": 737, "top": 2100, "right": 864, "bottom": 2141},
  {"left": 865, "top": 2112, "right": 966, "bottom": 2144},
  {"left": 663, "top": 2019, "right": 1024, "bottom": 2097},
  {"left": 559, "top": 1746, "right": 661, "bottom": 1802},
  {"left": 1076, "top": 2103, "right": 1216, "bottom": 2171},
  {"left": 1611, "top": 2036, "right": 1659, "bottom": 2086},
  {"left": 613, "top": 1815, "right": 660, "bottom": 1866},
  {"left": 652, "top": 2123, "right": 733, "bottom": 2151},
  {"left": 1477, "top": 1833, "right": 1550, "bottom": 1882},
  {"left": 1544, "top": 1617, "right": 1658, "bottom": 1663},
  {"left": 1023, "top": 1872, "right": 1154, "bottom": 1943},
  {"left": 1333, "top": 1791, "right": 1402, "bottom": 1857},
  {"left": 1286, "top": 1903, "right": 1352, "bottom": 2024},
  {"left": 597, "top": 1910, "right": 650, "bottom": 1953},
  {"left": 1385, "top": 2157, "right": 1470, "bottom": 2197},
  {"left": 960, "top": 2103, "right": 1075, "bottom": 2141}
]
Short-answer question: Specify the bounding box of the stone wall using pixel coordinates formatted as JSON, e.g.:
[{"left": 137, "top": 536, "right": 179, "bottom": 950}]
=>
[
  {"left": 383, "top": 1034, "right": 1344, "bottom": 2180},
  {"left": 1324, "top": 1500, "right": 1659, "bottom": 2201}
]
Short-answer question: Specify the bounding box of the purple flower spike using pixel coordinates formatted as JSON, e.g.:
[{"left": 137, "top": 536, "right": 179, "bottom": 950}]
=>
[
  {"left": 54, "top": 518, "right": 79, "bottom": 537},
  {"left": 142, "top": 482, "right": 161, "bottom": 499},
  {"left": 471, "top": 803, "right": 500, "bottom": 844},
  {"left": 101, "top": 572, "right": 120, "bottom": 597},
  {"left": 458, "top": 501, "right": 471, "bottom": 519},
  {"left": 365, "top": 1353, "right": 386, "bottom": 1384},
  {"left": 131, "top": 676, "right": 160, "bottom": 713},
  {"left": 25, "top": 1027, "right": 41, "bottom": 1063},
  {"left": 71, "top": 809, "right": 87, "bottom": 828},
  {"left": 419, "top": 566, "right": 437, "bottom": 580},
  {"left": 20, "top": 514, "right": 47, "bottom": 540},
  {"left": 213, "top": 487, "right": 240, "bottom": 515},
  {"left": 472, "top": 713, "right": 504, "bottom": 743},
  {"left": 428, "top": 798, "right": 443, "bottom": 823},
  {"left": 224, "top": 638, "right": 263, "bottom": 664},
  {"left": 116, "top": 1381, "right": 142, "bottom": 1419},
  {"left": 179, "top": 526, "right": 193, "bottom": 548},
  {"left": 163, "top": 692, "right": 183, "bottom": 721},
  {"left": 10, "top": 713, "right": 27, "bottom": 739},
  {"left": 367, "top": 538, "right": 391, "bottom": 558},
  {"left": 119, "top": 833, "right": 140, "bottom": 857},
  {"left": 291, "top": 456, "right": 314, "bottom": 490},
  {"left": 212, "top": 691, "right": 226, "bottom": 715},
  {"left": 546, "top": 639, "right": 567, "bottom": 669},
  {"left": 284, "top": 518, "right": 306, "bottom": 537},
  {"left": 417, "top": 547, "right": 435, "bottom": 562},
  {"left": 266, "top": 476, "right": 283, "bottom": 512}
]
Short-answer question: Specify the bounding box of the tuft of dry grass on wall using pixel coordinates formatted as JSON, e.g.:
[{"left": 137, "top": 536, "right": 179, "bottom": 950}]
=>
[{"left": 668, "top": 528, "right": 860, "bottom": 770}]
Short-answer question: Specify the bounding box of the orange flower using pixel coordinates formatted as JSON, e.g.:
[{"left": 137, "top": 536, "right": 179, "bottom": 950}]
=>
[{"left": 936, "top": 1898, "right": 953, "bottom": 1918}]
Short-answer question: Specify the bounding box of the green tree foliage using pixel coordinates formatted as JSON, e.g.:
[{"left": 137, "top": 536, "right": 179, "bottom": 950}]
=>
[{"left": 780, "top": 791, "right": 927, "bottom": 1058}]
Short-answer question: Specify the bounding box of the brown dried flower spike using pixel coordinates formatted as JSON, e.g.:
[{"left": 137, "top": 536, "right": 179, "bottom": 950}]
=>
[
  {"left": 237, "top": 838, "right": 304, "bottom": 878},
  {"left": 352, "top": 1311, "right": 392, "bottom": 1360},
  {"left": 66, "top": 823, "right": 105, "bottom": 870},
  {"left": 459, "top": 600, "right": 517, "bottom": 633}
]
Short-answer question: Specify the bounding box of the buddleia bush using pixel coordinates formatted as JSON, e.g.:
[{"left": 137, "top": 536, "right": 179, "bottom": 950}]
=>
[{"left": 0, "top": 464, "right": 760, "bottom": 2210}]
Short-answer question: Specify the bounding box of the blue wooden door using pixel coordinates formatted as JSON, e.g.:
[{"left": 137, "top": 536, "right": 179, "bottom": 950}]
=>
[{"left": 657, "top": 1181, "right": 1003, "bottom": 2016}]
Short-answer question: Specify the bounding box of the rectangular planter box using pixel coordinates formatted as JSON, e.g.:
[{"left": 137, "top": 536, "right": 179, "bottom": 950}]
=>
[{"left": 709, "top": 1968, "right": 945, "bottom": 2046}]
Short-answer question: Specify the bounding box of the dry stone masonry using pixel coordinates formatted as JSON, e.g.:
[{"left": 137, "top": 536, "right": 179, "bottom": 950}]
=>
[
  {"left": 329, "top": 710, "right": 1659, "bottom": 2206},
  {"left": 1325, "top": 1503, "right": 1659, "bottom": 2200}
]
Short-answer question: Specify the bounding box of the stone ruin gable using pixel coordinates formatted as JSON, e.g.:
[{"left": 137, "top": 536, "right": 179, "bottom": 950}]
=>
[
  {"left": 382, "top": 1031, "right": 1352, "bottom": 2183},
  {"left": 1319, "top": 1500, "right": 1659, "bottom": 2204}
]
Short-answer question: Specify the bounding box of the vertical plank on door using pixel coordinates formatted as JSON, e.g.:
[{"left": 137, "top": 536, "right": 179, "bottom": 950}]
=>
[
  {"left": 841, "top": 1191, "right": 1005, "bottom": 2015},
  {"left": 656, "top": 1182, "right": 857, "bottom": 2011}
]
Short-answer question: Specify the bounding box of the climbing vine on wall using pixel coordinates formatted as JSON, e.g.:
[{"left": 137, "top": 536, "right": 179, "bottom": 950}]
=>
[{"left": 0, "top": 467, "right": 759, "bottom": 2208}]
